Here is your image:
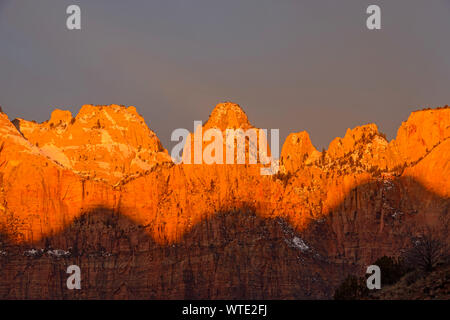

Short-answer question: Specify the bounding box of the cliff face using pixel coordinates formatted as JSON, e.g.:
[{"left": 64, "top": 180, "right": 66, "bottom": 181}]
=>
[
  {"left": 280, "top": 131, "right": 318, "bottom": 173},
  {"left": 12, "top": 104, "right": 171, "bottom": 185},
  {"left": 392, "top": 108, "right": 450, "bottom": 165},
  {"left": 0, "top": 103, "right": 448, "bottom": 299},
  {"left": 0, "top": 209, "right": 342, "bottom": 299}
]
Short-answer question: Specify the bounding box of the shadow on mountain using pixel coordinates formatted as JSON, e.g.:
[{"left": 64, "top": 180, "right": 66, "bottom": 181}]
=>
[{"left": 0, "top": 176, "right": 448, "bottom": 300}]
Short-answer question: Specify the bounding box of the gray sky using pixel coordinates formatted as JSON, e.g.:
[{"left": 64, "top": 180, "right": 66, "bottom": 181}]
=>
[{"left": 1, "top": 0, "right": 449, "bottom": 150}]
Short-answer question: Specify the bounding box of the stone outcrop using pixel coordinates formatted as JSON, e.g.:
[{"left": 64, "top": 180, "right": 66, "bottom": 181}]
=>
[
  {"left": 181, "top": 102, "right": 271, "bottom": 167},
  {"left": 280, "top": 131, "right": 318, "bottom": 173},
  {"left": 12, "top": 104, "right": 171, "bottom": 185},
  {"left": 391, "top": 107, "right": 450, "bottom": 165}
]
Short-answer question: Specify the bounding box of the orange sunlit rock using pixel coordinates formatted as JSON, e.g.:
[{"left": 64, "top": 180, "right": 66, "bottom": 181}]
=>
[
  {"left": 12, "top": 104, "right": 171, "bottom": 185},
  {"left": 1, "top": 103, "right": 449, "bottom": 245}
]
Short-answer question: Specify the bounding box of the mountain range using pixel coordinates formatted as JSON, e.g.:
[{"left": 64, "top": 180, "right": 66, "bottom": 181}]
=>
[{"left": 0, "top": 102, "right": 448, "bottom": 299}]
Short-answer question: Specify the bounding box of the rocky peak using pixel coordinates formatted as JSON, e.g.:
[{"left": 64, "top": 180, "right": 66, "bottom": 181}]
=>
[
  {"left": 204, "top": 102, "right": 252, "bottom": 130},
  {"left": 280, "top": 131, "right": 318, "bottom": 173},
  {"left": 75, "top": 104, "right": 144, "bottom": 125},
  {"left": 1, "top": 112, "right": 22, "bottom": 140},
  {"left": 181, "top": 102, "right": 274, "bottom": 166},
  {"left": 0, "top": 111, "right": 66, "bottom": 173},
  {"left": 12, "top": 104, "right": 171, "bottom": 185},
  {"left": 327, "top": 124, "right": 384, "bottom": 159},
  {"left": 391, "top": 106, "right": 450, "bottom": 165},
  {"left": 49, "top": 109, "right": 73, "bottom": 126},
  {"left": 303, "top": 123, "right": 402, "bottom": 175}
]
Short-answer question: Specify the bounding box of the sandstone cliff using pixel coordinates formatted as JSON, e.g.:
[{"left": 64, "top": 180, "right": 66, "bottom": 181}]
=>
[
  {"left": 12, "top": 104, "right": 171, "bottom": 185},
  {"left": 0, "top": 103, "right": 448, "bottom": 299}
]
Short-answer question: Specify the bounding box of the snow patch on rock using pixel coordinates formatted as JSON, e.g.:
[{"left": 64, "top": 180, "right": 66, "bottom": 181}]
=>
[{"left": 292, "top": 237, "right": 309, "bottom": 251}]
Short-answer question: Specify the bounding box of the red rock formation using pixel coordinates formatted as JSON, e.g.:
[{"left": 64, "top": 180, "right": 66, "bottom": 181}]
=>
[
  {"left": 181, "top": 102, "right": 271, "bottom": 167},
  {"left": 0, "top": 103, "right": 448, "bottom": 299},
  {"left": 391, "top": 107, "right": 450, "bottom": 165},
  {"left": 13, "top": 104, "right": 171, "bottom": 185},
  {"left": 280, "top": 131, "right": 318, "bottom": 173}
]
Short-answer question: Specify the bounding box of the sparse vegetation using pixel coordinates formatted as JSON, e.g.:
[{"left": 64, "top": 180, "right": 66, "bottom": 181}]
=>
[
  {"left": 403, "top": 226, "right": 449, "bottom": 272},
  {"left": 272, "top": 171, "right": 292, "bottom": 186},
  {"left": 333, "top": 275, "right": 369, "bottom": 300},
  {"left": 373, "top": 256, "right": 408, "bottom": 286},
  {"left": 333, "top": 256, "right": 407, "bottom": 300},
  {"left": 334, "top": 222, "right": 449, "bottom": 300}
]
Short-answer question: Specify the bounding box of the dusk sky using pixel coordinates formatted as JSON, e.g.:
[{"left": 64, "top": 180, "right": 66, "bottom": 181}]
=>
[{"left": 1, "top": 0, "right": 449, "bottom": 150}]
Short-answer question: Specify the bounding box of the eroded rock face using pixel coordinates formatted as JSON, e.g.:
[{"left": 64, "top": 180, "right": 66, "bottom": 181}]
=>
[
  {"left": 13, "top": 104, "right": 171, "bottom": 185},
  {"left": 0, "top": 103, "right": 449, "bottom": 299},
  {"left": 280, "top": 131, "right": 317, "bottom": 173},
  {"left": 204, "top": 102, "right": 252, "bottom": 130},
  {"left": 0, "top": 210, "right": 341, "bottom": 300},
  {"left": 325, "top": 124, "right": 400, "bottom": 171},
  {"left": 392, "top": 107, "right": 450, "bottom": 165},
  {"left": 181, "top": 102, "right": 271, "bottom": 167}
]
